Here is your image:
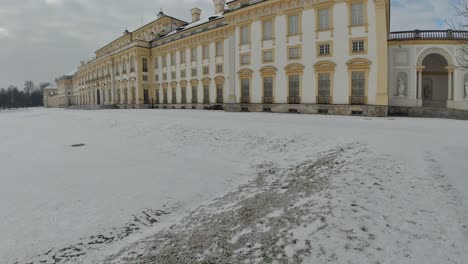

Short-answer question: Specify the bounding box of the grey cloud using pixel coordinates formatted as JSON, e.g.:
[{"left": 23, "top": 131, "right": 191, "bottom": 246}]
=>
[{"left": 0, "top": 0, "right": 455, "bottom": 89}]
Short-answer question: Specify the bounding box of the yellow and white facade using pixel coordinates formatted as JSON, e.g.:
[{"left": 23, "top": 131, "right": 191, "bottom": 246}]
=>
[{"left": 55, "top": 0, "right": 468, "bottom": 117}]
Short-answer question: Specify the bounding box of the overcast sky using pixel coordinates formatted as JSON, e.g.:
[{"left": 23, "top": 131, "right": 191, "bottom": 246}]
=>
[{"left": 0, "top": 0, "right": 460, "bottom": 89}]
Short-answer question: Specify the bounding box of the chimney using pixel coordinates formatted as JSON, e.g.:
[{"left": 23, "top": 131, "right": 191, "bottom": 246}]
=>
[
  {"left": 157, "top": 10, "right": 165, "bottom": 19},
  {"left": 191, "top": 7, "right": 201, "bottom": 22},
  {"left": 213, "top": 0, "right": 226, "bottom": 14}
]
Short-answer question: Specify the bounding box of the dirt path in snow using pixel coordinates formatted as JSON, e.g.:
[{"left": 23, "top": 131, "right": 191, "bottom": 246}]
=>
[{"left": 102, "top": 143, "right": 467, "bottom": 264}]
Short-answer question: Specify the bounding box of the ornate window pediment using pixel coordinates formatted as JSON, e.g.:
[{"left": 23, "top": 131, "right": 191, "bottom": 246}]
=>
[
  {"left": 259, "top": 66, "right": 278, "bottom": 76},
  {"left": 314, "top": 61, "right": 336, "bottom": 71},
  {"left": 284, "top": 63, "right": 304, "bottom": 74},
  {"left": 214, "top": 76, "right": 225, "bottom": 84},
  {"left": 346, "top": 58, "right": 371, "bottom": 70},
  {"left": 238, "top": 68, "right": 253, "bottom": 77},
  {"left": 190, "top": 79, "right": 199, "bottom": 86},
  {"left": 202, "top": 77, "right": 211, "bottom": 85}
]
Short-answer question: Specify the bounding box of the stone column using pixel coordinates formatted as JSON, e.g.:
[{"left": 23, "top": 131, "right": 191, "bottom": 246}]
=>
[
  {"left": 447, "top": 66, "right": 455, "bottom": 108},
  {"left": 374, "top": 0, "right": 389, "bottom": 105},
  {"left": 416, "top": 66, "right": 424, "bottom": 107}
]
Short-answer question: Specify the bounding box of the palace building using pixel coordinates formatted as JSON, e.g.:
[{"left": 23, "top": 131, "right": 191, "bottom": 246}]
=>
[{"left": 44, "top": 0, "right": 468, "bottom": 118}]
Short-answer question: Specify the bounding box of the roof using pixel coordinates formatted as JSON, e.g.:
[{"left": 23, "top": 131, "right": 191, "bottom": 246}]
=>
[
  {"left": 44, "top": 82, "right": 57, "bottom": 89},
  {"left": 152, "top": 12, "right": 225, "bottom": 45}
]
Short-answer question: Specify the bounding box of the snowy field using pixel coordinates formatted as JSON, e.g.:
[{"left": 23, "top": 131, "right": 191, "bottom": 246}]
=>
[{"left": 0, "top": 108, "right": 467, "bottom": 264}]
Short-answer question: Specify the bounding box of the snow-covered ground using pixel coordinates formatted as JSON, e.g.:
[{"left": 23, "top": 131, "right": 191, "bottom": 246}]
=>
[{"left": 0, "top": 108, "right": 467, "bottom": 263}]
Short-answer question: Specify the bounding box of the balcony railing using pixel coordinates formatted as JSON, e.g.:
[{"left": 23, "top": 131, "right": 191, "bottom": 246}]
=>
[
  {"left": 389, "top": 30, "right": 468, "bottom": 41},
  {"left": 240, "top": 96, "right": 250, "bottom": 104},
  {"left": 288, "top": 96, "right": 301, "bottom": 104},
  {"left": 263, "top": 96, "right": 273, "bottom": 104},
  {"left": 216, "top": 97, "right": 224, "bottom": 104},
  {"left": 317, "top": 96, "right": 332, "bottom": 105},
  {"left": 350, "top": 96, "right": 367, "bottom": 105}
]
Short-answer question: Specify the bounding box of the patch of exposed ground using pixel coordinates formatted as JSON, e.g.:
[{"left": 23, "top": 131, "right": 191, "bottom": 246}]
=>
[
  {"left": 103, "top": 144, "right": 356, "bottom": 264},
  {"left": 103, "top": 142, "right": 466, "bottom": 264},
  {"left": 16, "top": 205, "right": 180, "bottom": 264}
]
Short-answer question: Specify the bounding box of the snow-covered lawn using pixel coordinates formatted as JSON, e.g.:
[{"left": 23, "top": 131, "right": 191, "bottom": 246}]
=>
[{"left": 0, "top": 108, "right": 467, "bottom": 263}]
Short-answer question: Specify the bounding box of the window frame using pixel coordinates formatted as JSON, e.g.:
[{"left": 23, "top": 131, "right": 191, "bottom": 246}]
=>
[
  {"left": 315, "top": 3, "right": 334, "bottom": 38},
  {"left": 287, "top": 45, "right": 302, "bottom": 61},
  {"left": 349, "top": 37, "right": 368, "bottom": 55},
  {"left": 240, "top": 53, "right": 251, "bottom": 66},
  {"left": 347, "top": 0, "right": 368, "bottom": 33},
  {"left": 262, "top": 49, "right": 275, "bottom": 64},
  {"left": 316, "top": 41, "right": 333, "bottom": 57}
]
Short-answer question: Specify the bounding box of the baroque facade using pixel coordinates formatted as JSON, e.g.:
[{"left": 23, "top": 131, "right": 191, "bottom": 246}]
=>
[{"left": 46, "top": 0, "right": 468, "bottom": 117}]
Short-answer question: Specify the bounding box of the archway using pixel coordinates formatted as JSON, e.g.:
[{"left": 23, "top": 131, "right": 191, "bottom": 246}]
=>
[{"left": 421, "top": 53, "right": 448, "bottom": 108}]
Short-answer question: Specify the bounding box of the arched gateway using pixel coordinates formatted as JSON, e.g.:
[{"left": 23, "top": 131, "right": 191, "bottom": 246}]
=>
[
  {"left": 417, "top": 47, "right": 455, "bottom": 108},
  {"left": 388, "top": 30, "right": 466, "bottom": 115}
]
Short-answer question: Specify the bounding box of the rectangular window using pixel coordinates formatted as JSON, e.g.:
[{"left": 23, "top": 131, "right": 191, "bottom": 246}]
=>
[
  {"left": 240, "top": 54, "right": 250, "bottom": 65},
  {"left": 155, "top": 89, "right": 160, "bottom": 104},
  {"left": 155, "top": 74, "right": 159, "bottom": 81},
  {"left": 191, "top": 68, "right": 197, "bottom": 77},
  {"left": 181, "top": 70, "right": 186, "bottom": 78},
  {"left": 171, "top": 53, "right": 176, "bottom": 66},
  {"left": 180, "top": 50, "right": 186, "bottom": 64},
  {"left": 241, "top": 78, "right": 250, "bottom": 103},
  {"left": 171, "top": 71, "right": 176, "bottom": 79},
  {"left": 172, "top": 88, "right": 177, "bottom": 104},
  {"left": 240, "top": 25, "right": 250, "bottom": 45},
  {"left": 162, "top": 56, "right": 167, "bottom": 67},
  {"left": 263, "top": 20, "right": 273, "bottom": 40},
  {"left": 142, "top": 58, "right": 148, "bottom": 72},
  {"left": 192, "top": 85, "right": 198, "bottom": 103},
  {"left": 216, "top": 41, "right": 224, "bottom": 57},
  {"left": 352, "top": 40, "right": 365, "bottom": 53},
  {"left": 163, "top": 88, "right": 168, "bottom": 104},
  {"left": 143, "top": 75, "right": 148, "bottom": 81},
  {"left": 216, "top": 83, "right": 223, "bottom": 103},
  {"left": 351, "top": 2, "right": 365, "bottom": 26},
  {"left": 203, "top": 66, "right": 209, "bottom": 75},
  {"left": 288, "top": 14, "right": 300, "bottom": 36},
  {"left": 163, "top": 73, "right": 167, "bottom": 81},
  {"left": 263, "top": 76, "right": 273, "bottom": 103},
  {"left": 191, "top": 47, "right": 197, "bottom": 62},
  {"left": 263, "top": 50, "right": 273, "bottom": 63},
  {"left": 181, "top": 86, "right": 187, "bottom": 104},
  {"left": 288, "top": 47, "right": 300, "bottom": 60},
  {"left": 318, "top": 73, "right": 331, "bottom": 97},
  {"left": 288, "top": 75, "right": 300, "bottom": 104},
  {"left": 203, "top": 85, "right": 210, "bottom": 104},
  {"left": 318, "top": 8, "right": 330, "bottom": 30},
  {"left": 352, "top": 72, "right": 365, "bottom": 96},
  {"left": 319, "top": 44, "right": 331, "bottom": 56},
  {"left": 154, "top": 58, "right": 159, "bottom": 69},
  {"left": 216, "top": 64, "right": 223, "bottom": 73},
  {"left": 203, "top": 44, "right": 209, "bottom": 59}
]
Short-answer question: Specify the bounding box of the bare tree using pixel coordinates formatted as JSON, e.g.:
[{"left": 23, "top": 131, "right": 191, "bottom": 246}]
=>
[{"left": 449, "top": 0, "right": 468, "bottom": 68}]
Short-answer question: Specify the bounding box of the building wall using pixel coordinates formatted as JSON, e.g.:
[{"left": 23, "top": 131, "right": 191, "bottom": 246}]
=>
[
  {"left": 63, "top": 0, "right": 389, "bottom": 115},
  {"left": 388, "top": 43, "right": 468, "bottom": 110}
]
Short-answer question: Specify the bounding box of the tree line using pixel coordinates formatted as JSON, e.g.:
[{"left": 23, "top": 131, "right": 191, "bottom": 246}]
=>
[{"left": 0, "top": 81, "right": 50, "bottom": 109}]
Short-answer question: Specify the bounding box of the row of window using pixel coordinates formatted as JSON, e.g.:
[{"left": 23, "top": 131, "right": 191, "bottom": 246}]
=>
[
  {"left": 239, "top": 40, "right": 366, "bottom": 66},
  {"left": 154, "top": 41, "right": 224, "bottom": 69},
  {"left": 154, "top": 83, "right": 225, "bottom": 105},
  {"left": 155, "top": 65, "right": 224, "bottom": 81},
  {"left": 152, "top": 71, "right": 366, "bottom": 105},
  {"left": 240, "top": 1, "right": 366, "bottom": 44}
]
